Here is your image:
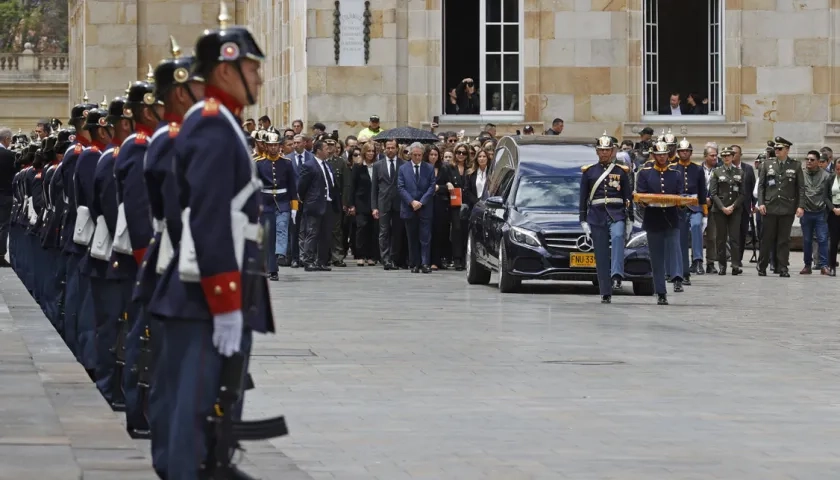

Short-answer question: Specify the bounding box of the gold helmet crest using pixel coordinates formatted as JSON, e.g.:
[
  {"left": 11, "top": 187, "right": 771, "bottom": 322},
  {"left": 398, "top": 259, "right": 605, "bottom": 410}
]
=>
[
  {"left": 663, "top": 129, "right": 676, "bottom": 145},
  {"left": 595, "top": 131, "right": 613, "bottom": 149},
  {"left": 677, "top": 137, "right": 691, "bottom": 151},
  {"left": 651, "top": 141, "right": 669, "bottom": 155}
]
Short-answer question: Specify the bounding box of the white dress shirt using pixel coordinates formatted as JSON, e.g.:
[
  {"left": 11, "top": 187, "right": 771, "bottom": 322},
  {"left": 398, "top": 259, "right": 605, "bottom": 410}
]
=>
[
  {"left": 476, "top": 168, "right": 487, "bottom": 198},
  {"left": 671, "top": 105, "right": 682, "bottom": 115},
  {"left": 315, "top": 157, "right": 334, "bottom": 201}
]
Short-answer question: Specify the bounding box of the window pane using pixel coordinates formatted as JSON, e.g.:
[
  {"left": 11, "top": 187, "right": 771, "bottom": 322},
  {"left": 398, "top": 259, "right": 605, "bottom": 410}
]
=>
[
  {"left": 486, "top": 25, "right": 501, "bottom": 52},
  {"left": 503, "top": 0, "right": 518, "bottom": 22},
  {"left": 486, "top": 54, "right": 501, "bottom": 81},
  {"left": 486, "top": 0, "right": 501, "bottom": 23},
  {"left": 503, "top": 25, "right": 518, "bottom": 52},
  {"left": 503, "top": 54, "right": 519, "bottom": 81},
  {"left": 503, "top": 84, "right": 520, "bottom": 111},
  {"left": 486, "top": 83, "right": 502, "bottom": 111}
]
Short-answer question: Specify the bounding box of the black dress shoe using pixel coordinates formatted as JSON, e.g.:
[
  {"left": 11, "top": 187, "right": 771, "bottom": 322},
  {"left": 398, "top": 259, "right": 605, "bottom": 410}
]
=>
[
  {"left": 718, "top": 266, "right": 726, "bottom": 275},
  {"left": 304, "top": 264, "right": 320, "bottom": 272},
  {"left": 612, "top": 275, "right": 622, "bottom": 290},
  {"left": 421, "top": 265, "right": 431, "bottom": 273},
  {"left": 831, "top": 268, "right": 837, "bottom": 277},
  {"left": 706, "top": 264, "right": 718, "bottom": 274},
  {"left": 695, "top": 260, "right": 705, "bottom": 275},
  {"left": 411, "top": 266, "right": 420, "bottom": 273},
  {"left": 128, "top": 427, "right": 151, "bottom": 440},
  {"left": 276, "top": 255, "right": 288, "bottom": 267},
  {"left": 332, "top": 260, "right": 346, "bottom": 267},
  {"left": 383, "top": 263, "right": 393, "bottom": 270},
  {"left": 779, "top": 271, "right": 790, "bottom": 278},
  {"left": 682, "top": 276, "right": 691, "bottom": 286},
  {"left": 757, "top": 267, "right": 767, "bottom": 276},
  {"left": 318, "top": 264, "right": 332, "bottom": 271},
  {"left": 110, "top": 401, "right": 126, "bottom": 412},
  {"left": 732, "top": 266, "right": 742, "bottom": 276},
  {"left": 673, "top": 279, "right": 683, "bottom": 293},
  {"left": 657, "top": 294, "right": 668, "bottom": 305},
  {"left": 290, "top": 260, "right": 300, "bottom": 268},
  {"left": 601, "top": 295, "right": 611, "bottom": 304},
  {"left": 268, "top": 273, "right": 279, "bottom": 281}
]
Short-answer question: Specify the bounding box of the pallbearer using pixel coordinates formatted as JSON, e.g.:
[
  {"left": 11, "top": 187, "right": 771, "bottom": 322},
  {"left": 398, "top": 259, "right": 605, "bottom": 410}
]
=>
[
  {"left": 579, "top": 132, "right": 633, "bottom": 304},
  {"left": 635, "top": 141, "right": 685, "bottom": 305}
]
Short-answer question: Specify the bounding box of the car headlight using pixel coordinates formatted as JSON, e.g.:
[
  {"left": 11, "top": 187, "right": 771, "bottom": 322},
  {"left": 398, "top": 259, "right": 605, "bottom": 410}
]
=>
[
  {"left": 510, "top": 226, "right": 541, "bottom": 247},
  {"left": 626, "top": 231, "right": 647, "bottom": 249}
]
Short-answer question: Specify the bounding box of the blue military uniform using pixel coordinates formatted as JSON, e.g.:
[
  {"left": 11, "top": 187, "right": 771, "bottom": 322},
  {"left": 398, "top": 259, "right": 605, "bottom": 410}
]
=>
[
  {"left": 255, "top": 132, "right": 297, "bottom": 278},
  {"left": 672, "top": 139, "right": 708, "bottom": 281},
  {"left": 635, "top": 141, "right": 685, "bottom": 303},
  {"left": 579, "top": 133, "right": 632, "bottom": 302}
]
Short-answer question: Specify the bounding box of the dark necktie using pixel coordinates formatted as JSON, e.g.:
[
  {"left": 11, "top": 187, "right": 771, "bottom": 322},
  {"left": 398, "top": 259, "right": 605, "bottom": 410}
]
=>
[
  {"left": 388, "top": 159, "right": 394, "bottom": 179},
  {"left": 414, "top": 164, "right": 420, "bottom": 183},
  {"left": 320, "top": 161, "right": 332, "bottom": 199},
  {"left": 297, "top": 154, "right": 303, "bottom": 168}
]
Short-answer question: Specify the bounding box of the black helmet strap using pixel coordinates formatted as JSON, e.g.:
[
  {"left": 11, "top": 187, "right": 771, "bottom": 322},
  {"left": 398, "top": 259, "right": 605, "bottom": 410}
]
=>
[{"left": 233, "top": 61, "right": 255, "bottom": 107}]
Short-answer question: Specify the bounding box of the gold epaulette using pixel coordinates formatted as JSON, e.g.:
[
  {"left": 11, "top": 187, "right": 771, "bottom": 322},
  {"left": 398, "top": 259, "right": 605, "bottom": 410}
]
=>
[
  {"left": 581, "top": 164, "right": 595, "bottom": 172},
  {"left": 616, "top": 163, "right": 630, "bottom": 172}
]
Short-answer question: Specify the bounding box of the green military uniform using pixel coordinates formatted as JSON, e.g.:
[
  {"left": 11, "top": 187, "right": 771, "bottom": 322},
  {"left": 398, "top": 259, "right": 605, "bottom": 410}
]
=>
[
  {"left": 327, "top": 148, "right": 352, "bottom": 265},
  {"left": 756, "top": 136, "right": 804, "bottom": 276},
  {"left": 709, "top": 148, "right": 744, "bottom": 274}
]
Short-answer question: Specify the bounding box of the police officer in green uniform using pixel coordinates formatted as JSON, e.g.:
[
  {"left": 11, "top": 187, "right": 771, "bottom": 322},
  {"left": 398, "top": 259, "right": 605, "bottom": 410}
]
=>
[
  {"left": 709, "top": 147, "right": 744, "bottom": 275},
  {"left": 756, "top": 136, "right": 803, "bottom": 277}
]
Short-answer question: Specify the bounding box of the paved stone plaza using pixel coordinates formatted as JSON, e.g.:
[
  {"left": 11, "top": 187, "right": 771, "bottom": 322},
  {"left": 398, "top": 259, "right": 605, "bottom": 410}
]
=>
[
  {"left": 247, "top": 265, "right": 840, "bottom": 479},
  {"left": 3, "top": 263, "right": 840, "bottom": 479}
]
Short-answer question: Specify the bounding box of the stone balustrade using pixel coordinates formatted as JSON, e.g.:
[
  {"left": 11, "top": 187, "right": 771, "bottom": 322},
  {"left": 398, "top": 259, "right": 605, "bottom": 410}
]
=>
[{"left": 0, "top": 43, "right": 68, "bottom": 84}]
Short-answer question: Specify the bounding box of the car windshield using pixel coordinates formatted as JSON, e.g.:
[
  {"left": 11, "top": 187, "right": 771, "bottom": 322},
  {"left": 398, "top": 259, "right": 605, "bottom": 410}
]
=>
[{"left": 514, "top": 175, "right": 579, "bottom": 210}]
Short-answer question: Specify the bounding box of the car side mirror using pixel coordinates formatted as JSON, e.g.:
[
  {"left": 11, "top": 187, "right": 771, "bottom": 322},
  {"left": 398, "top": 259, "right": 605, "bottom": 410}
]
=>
[{"left": 485, "top": 195, "right": 504, "bottom": 208}]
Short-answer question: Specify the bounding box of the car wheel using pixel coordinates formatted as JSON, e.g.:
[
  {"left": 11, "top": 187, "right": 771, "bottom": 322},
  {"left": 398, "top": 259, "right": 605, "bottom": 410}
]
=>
[
  {"left": 466, "top": 232, "right": 491, "bottom": 285},
  {"left": 632, "top": 280, "right": 654, "bottom": 296},
  {"left": 498, "top": 242, "right": 521, "bottom": 293}
]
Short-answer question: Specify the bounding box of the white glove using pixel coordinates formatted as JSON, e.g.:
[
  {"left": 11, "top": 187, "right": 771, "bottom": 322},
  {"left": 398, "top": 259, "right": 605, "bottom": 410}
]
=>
[
  {"left": 625, "top": 220, "right": 633, "bottom": 240},
  {"left": 702, "top": 217, "right": 708, "bottom": 232},
  {"left": 212, "top": 311, "right": 243, "bottom": 357},
  {"left": 291, "top": 210, "right": 297, "bottom": 224},
  {"left": 580, "top": 221, "right": 591, "bottom": 236}
]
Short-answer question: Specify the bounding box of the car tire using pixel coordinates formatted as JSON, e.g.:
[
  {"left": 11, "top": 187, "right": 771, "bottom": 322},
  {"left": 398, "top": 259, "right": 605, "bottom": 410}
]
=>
[
  {"left": 466, "top": 232, "right": 491, "bottom": 285},
  {"left": 632, "top": 280, "right": 654, "bottom": 296},
  {"left": 498, "top": 242, "right": 521, "bottom": 293}
]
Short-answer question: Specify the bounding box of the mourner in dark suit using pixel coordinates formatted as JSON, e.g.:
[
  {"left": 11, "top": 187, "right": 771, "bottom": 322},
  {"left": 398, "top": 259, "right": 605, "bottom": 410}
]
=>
[
  {"left": 397, "top": 142, "right": 435, "bottom": 273},
  {"left": 349, "top": 143, "right": 378, "bottom": 265},
  {"left": 0, "top": 128, "right": 17, "bottom": 265},
  {"left": 287, "top": 134, "right": 314, "bottom": 268},
  {"left": 438, "top": 143, "right": 469, "bottom": 270},
  {"left": 731, "top": 145, "right": 755, "bottom": 262},
  {"left": 658, "top": 93, "right": 690, "bottom": 115},
  {"left": 297, "top": 138, "right": 340, "bottom": 271},
  {"left": 371, "top": 138, "right": 405, "bottom": 270}
]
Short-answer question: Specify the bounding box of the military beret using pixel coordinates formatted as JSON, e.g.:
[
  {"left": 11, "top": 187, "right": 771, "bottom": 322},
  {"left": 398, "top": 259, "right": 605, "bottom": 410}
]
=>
[{"left": 773, "top": 136, "right": 792, "bottom": 148}]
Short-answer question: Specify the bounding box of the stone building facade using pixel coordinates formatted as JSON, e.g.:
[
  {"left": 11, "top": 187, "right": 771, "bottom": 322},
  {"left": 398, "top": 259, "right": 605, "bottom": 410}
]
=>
[{"left": 67, "top": 0, "right": 840, "bottom": 152}]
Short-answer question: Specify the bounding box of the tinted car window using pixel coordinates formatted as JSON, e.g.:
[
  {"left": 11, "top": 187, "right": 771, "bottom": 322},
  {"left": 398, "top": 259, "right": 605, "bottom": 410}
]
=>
[
  {"left": 514, "top": 175, "right": 579, "bottom": 210},
  {"left": 498, "top": 169, "right": 516, "bottom": 201}
]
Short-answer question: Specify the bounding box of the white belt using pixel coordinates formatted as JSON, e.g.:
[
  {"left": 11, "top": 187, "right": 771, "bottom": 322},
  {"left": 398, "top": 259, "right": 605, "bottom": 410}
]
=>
[
  {"left": 591, "top": 198, "right": 624, "bottom": 206},
  {"left": 152, "top": 218, "right": 165, "bottom": 233},
  {"left": 261, "top": 188, "right": 287, "bottom": 195},
  {"left": 243, "top": 222, "right": 260, "bottom": 242}
]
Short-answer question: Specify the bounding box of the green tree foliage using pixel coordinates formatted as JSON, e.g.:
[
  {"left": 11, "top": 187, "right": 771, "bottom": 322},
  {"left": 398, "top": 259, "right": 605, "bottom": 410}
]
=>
[{"left": 0, "top": 0, "right": 67, "bottom": 53}]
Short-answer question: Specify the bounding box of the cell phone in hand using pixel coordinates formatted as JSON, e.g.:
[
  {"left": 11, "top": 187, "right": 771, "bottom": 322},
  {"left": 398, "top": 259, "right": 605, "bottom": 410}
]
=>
[
  {"left": 433, "top": 115, "right": 440, "bottom": 124},
  {"left": 332, "top": 129, "right": 338, "bottom": 139}
]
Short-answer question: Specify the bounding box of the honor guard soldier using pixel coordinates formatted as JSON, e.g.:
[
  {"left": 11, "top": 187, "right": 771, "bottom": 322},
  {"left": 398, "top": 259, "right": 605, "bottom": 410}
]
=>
[
  {"left": 579, "top": 132, "right": 633, "bottom": 303},
  {"left": 635, "top": 141, "right": 685, "bottom": 305},
  {"left": 140, "top": 38, "right": 205, "bottom": 479},
  {"left": 709, "top": 147, "right": 744, "bottom": 275},
  {"left": 255, "top": 131, "right": 297, "bottom": 278},
  {"left": 22, "top": 141, "right": 44, "bottom": 299},
  {"left": 673, "top": 138, "right": 707, "bottom": 283},
  {"left": 54, "top": 95, "right": 97, "bottom": 365},
  {"left": 114, "top": 71, "right": 161, "bottom": 440},
  {"left": 149, "top": 4, "right": 280, "bottom": 477},
  {"left": 756, "top": 136, "right": 803, "bottom": 277},
  {"left": 75, "top": 97, "right": 123, "bottom": 409},
  {"left": 252, "top": 129, "right": 265, "bottom": 159}
]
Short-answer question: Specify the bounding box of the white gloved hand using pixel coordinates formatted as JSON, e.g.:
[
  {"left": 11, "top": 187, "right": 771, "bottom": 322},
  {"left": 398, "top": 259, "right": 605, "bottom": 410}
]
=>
[
  {"left": 212, "top": 310, "right": 243, "bottom": 357},
  {"left": 580, "top": 221, "right": 591, "bottom": 236},
  {"left": 625, "top": 220, "right": 633, "bottom": 240},
  {"left": 291, "top": 210, "right": 297, "bottom": 224},
  {"left": 702, "top": 217, "right": 708, "bottom": 232}
]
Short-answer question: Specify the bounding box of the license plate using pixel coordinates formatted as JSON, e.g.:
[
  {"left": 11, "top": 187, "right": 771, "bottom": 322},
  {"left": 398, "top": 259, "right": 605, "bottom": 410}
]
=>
[{"left": 570, "top": 252, "right": 596, "bottom": 268}]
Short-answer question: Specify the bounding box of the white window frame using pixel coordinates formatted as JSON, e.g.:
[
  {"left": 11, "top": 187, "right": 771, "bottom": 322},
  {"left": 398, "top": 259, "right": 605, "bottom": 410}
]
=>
[
  {"left": 641, "top": 0, "right": 725, "bottom": 122},
  {"left": 441, "top": 0, "right": 524, "bottom": 123}
]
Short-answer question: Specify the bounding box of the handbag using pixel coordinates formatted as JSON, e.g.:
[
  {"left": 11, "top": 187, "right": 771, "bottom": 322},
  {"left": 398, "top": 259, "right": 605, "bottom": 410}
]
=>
[
  {"left": 90, "top": 215, "right": 113, "bottom": 260},
  {"left": 73, "top": 205, "right": 95, "bottom": 245},
  {"left": 449, "top": 187, "right": 462, "bottom": 207},
  {"left": 112, "top": 203, "right": 133, "bottom": 254}
]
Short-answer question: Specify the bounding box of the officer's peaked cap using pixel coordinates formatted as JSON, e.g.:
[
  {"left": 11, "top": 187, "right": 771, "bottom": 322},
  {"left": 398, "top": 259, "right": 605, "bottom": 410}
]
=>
[
  {"left": 105, "top": 97, "right": 128, "bottom": 125},
  {"left": 84, "top": 107, "right": 110, "bottom": 131},
  {"left": 193, "top": 2, "right": 265, "bottom": 78},
  {"left": 773, "top": 136, "right": 793, "bottom": 148}
]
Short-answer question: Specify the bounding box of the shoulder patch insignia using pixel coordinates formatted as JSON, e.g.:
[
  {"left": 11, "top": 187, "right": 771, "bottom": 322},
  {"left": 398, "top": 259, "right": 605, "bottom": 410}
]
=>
[
  {"left": 135, "top": 132, "right": 147, "bottom": 144},
  {"left": 90, "top": 146, "right": 100, "bottom": 153},
  {"left": 202, "top": 98, "right": 220, "bottom": 117},
  {"left": 113, "top": 147, "right": 120, "bottom": 158},
  {"left": 74, "top": 144, "right": 83, "bottom": 154},
  {"left": 168, "top": 122, "right": 180, "bottom": 138}
]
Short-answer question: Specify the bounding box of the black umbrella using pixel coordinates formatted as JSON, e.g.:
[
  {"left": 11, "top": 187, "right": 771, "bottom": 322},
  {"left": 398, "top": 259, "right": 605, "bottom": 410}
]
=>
[{"left": 371, "top": 126, "right": 439, "bottom": 144}]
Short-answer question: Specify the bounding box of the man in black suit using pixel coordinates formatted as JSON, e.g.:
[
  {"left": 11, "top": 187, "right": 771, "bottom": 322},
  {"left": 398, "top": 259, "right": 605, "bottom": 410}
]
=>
[
  {"left": 397, "top": 142, "right": 436, "bottom": 273},
  {"left": 0, "top": 127, "right": 16, "bottom": 266},
  {"left": 297, "top": 138, "right": 340, "bottom": 271},
  {"left": 659, "top": 92, "right": 689, "bottom": 115},
  {"left": 288, "top": 134, "right": 315, "bottom": 268},
  {"left": 731, "top": 144, "right": 755, "bottom": 262},
  {"left": 371, "top": 138, "right": 405, "bottom": 270}
]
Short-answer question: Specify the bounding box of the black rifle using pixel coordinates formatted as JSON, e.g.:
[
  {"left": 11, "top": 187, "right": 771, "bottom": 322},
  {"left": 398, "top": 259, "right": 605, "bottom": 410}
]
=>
[
  {"left": 135, "top": 320, "right": 153, "bottom": 422},
  {"left": 749, "top": 213, "right": 758, "bottom": 263},
  {"left": 110, "top": 311, "right": 128, "bottom": 411}
]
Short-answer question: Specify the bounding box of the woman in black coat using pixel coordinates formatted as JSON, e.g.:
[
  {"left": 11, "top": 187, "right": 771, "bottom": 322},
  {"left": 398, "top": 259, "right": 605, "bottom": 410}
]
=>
[
  {"left": 439, "top": 142, "right": 471, "bottom": 270},
  {"left": 349, "top": 144, "right": 378, "bottom": 265}
]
